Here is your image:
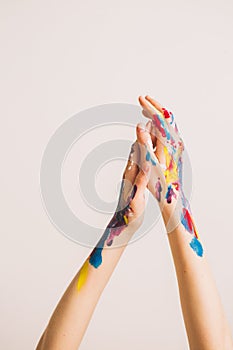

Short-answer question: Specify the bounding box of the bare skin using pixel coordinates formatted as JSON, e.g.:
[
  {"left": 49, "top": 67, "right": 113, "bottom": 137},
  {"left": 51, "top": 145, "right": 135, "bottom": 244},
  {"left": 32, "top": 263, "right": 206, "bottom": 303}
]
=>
[
  {"left": 36, "top": 95, "right": 233, "bottom": 350},
  {"left": 36, "top": 141, "right": 152, "bottom": 350},
  {"left": 137, "top": 95, "right": 233, "bottom": 350}
]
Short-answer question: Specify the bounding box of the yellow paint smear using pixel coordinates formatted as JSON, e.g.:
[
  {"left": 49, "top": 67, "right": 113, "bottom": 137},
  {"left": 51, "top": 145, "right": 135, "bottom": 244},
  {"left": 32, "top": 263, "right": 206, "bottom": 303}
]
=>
[
  {"left": 77, "top": 260, "right": 89, "bottom": 291},
  {"left": 192, "top": 219, "right": 200, "bottom": 240},
  {"left": 123, "top": 215, "right": 128, "bottom": 224},
  {"left": 164, "top": 146, "right": 178, "bottom": 184}
]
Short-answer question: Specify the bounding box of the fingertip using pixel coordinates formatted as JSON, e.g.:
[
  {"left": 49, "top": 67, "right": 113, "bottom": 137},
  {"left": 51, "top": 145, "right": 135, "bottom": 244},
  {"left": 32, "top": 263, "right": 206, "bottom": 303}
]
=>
[{"left": 138, "top": 95, "right": 143, "bottom": 104}]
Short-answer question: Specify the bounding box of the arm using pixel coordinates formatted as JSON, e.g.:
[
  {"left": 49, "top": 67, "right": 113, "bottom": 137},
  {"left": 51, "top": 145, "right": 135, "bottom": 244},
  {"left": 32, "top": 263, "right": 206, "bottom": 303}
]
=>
[
  {"left": 167, "top": 220, "right": 233, "bottom": 350},
  {"left": 36, "top": 226, "right": 135, "bottom": 350},
  {"left": 137, "top": 95, "right": 233, "bottom": 350},
  {"left": 36, "top": 142, "right": 151, "bottom": 350}
]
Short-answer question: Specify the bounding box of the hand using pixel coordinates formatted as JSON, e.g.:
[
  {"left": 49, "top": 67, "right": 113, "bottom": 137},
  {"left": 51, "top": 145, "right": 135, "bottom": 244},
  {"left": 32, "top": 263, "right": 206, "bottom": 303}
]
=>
[
  {"left": 105, "top": 141, "right": 152, "bottom": 245},
  {"left": 89, "top": 140, "right": 151, "bottom": 268},
  {"left": 136, "top": 95, "right": 203, "bottom": 256}
]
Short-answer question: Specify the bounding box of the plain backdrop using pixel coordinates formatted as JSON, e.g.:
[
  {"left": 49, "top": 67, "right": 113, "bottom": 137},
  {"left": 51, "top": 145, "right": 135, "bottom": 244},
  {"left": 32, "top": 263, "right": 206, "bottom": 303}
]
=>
[{"left": 1, "top": 0, "right": 233, "bottom": 349}]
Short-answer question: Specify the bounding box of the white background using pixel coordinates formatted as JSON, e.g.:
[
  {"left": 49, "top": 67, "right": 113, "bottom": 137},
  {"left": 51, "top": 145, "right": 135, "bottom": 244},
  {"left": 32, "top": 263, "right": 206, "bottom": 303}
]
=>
[{"left": 1, "top": 0, "right": 233, "bottom": 349}]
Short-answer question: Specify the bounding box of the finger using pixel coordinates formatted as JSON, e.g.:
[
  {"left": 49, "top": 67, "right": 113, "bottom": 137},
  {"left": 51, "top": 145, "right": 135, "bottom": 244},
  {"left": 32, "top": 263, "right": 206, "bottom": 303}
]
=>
[
  {"left": 133, "top": 161, "right": 151, "bottom": 200},
  {"left": 136, "top": 122, "right": 162, "bottom": 177},
  {"left": 125, "top": 161, "right": 151, "bottom": 225},
  {"left": 136, "top": 122, "right": 160, "bottom": 168},
  {"left": 144, "top": 95, "right": 172, "bottom": 130},
  {"left": 136, "top": 122, "right": 154, "bottom": 151},
  {"left": 142, "top": 109, "right": 152, "bottom": 120},
  {"left": 146, "top": 120, "right": 157, "bottom": 149},
  {"left": 145, "top": 95, "right": 178, "bottom": 132},
  {"left": 140, "top": 96, "right": 179, "bottom": 152},
  {"left": 145, "top": 95, "right": 172, "bottom": 124},
  {"left": 138, "top": 95, "right": 156, "bottom": 119},
  {"left": 155, "top": 137, "right": 166, "bottom": 168},
  {"left": 145, "top": 120, "right": 152, "bottom": 133},
  {"left": 143, "top": 103, "right": 165, "bottom": 161},
  {"left": 119, "top": 141, "right": 139, "bottom": 208},
  {"left": 145, "top": 95, "right": 163, "bottom": 113},
  {"left": 139, "top": 96, "right": 171, "bottom": 141},
  {"left": 149, "top": 119, "right": 168, "bottom": 168},
  {"left": 146, "top": 120, "right": 166, "bottom": 181},
  {"left": 136, "top": 123, "right": 166, "bottom": 201},
  {"left": 123, "top": 141, "right": 139, "bottom": 179}
]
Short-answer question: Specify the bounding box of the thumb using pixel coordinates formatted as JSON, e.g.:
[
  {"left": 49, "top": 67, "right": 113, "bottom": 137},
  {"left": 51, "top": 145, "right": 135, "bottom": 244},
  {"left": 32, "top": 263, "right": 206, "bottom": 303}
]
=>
[{"left": 136, "top": 122, "right": 154, "bottom": 150}]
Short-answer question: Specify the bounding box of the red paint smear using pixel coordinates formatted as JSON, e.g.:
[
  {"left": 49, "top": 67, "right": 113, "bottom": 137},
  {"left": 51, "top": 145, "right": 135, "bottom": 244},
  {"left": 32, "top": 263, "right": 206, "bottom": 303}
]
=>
[
  {"left": 183, "top": 208, "right": 198, "bottom": 238},
  {"left": 173, "top": 182, "right": 180, "bottom": 191},
  {"left": 183, "top": 209, "right": 199, "bottom": 239},
  {"left": 153, "top": 114, "right": 166, "bottom": 137},
  {"left": 162, "top": 108, "right": 170, "bottom": 119}
]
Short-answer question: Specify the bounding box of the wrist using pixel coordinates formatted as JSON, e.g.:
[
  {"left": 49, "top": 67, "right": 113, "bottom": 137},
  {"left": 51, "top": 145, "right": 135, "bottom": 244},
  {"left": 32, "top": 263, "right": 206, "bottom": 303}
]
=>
[
  {"left": 104, "top": 224, "right": 136, "bottom": 251},
  {"left": 159, "top": 194, "right": 184, "bottom": 234}
]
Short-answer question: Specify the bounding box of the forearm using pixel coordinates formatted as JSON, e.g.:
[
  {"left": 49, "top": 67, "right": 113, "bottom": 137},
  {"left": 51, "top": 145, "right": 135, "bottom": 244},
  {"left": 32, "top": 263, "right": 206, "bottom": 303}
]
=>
[
  {"left": 36, "top": 135, "right": 149, "bottom": 350},
  {"left": 36, "top": 226, "right": 135, "bottom": 350},
  {"left": 136, "top": 95, "right": 233, "bottom": 348},
  {"left": 164, "top": 210, "right": 233, "bottom": 350}
]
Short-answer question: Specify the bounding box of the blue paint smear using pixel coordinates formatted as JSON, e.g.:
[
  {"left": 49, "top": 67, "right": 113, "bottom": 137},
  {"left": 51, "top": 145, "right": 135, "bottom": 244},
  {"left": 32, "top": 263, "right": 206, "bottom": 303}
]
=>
[
  {"left": 178, "top": 156, "right": 183, "bottom": 186},
  {"left": 165, "top": 184, "right": 175, "bottom": 204},
  {"left": 171, "top": 145, "right": 176, "bottom": 155},
  {"left": 89, "top": 247, "right": 103, "bottom": 268},
  {"left": 180, "top": 211, "right": 192, "bottom": 234},
  {"left": 181, "top": 215, "right": 190, "bottom": 232},
  {"left": 189, "top": 237, "right": 203, "bottom": 257},
  {"left": 170, "top": 113, "right": 174, "bottom": 125},
  {"left": 146, "top": 149, "right": 156, "bottom": 166},
  {"left": 146, "top": 150, "right": 150, "bottom": 161},
  {"left": 89, "top": 184, "right": 138, "bottom": 269},
  {"left": 89, "top": 227, "right": 110, "bottom": 268},
  {"left": 157, "top": 113, "right": 171, "bottom": 140}
]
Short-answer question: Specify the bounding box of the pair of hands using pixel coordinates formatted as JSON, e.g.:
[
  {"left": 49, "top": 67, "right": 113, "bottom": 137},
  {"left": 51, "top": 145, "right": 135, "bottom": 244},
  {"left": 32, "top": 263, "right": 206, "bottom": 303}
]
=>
[
  {"left": 37, "top": 96, "right": 232, "bottom": 350},
  {"left": 108, "top": 95, "right": 187, "bottom": 239},
  {"left": 89, "top": 94, "right": 203, "bottom": 270}
]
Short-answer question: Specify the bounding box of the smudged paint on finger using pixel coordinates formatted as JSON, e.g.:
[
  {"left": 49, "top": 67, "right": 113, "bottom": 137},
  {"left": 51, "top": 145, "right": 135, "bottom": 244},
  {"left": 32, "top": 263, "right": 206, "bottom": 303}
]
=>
[
  {"left": 152, "top": 112, "right": 171, "bottom": 140},
  {"left": 155, "top": 178, "right": 162, "bottom": 202},
  {"left": 162, "top": 108, "right": 171, "bottom": 119},
  {"left": 146, "top": 147, "right": 156, "bottom": 166},
  {"left": 162, "top": 107, "right": 175, "bottom": 127}
]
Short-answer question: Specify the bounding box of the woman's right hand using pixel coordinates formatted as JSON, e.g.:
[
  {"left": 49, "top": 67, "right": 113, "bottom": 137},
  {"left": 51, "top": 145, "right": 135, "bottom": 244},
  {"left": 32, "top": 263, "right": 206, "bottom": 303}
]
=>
[{"left": 136, "top": 95, "right": 200, "bottom": 242}]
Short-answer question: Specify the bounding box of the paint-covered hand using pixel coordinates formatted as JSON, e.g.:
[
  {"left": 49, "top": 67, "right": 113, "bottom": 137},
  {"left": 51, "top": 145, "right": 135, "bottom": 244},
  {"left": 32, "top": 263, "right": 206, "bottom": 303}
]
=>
[
  {"left": 88, "top": 141, "right": 151, "bottom": 268},
  {"left": 136, "top": 95, "right": 203, "bottom": 256},
  {"left": 105, "top": 141, "right": 152, "bottom": 244},
  {"left": 136, "top": 96, "right": 183, "bottom": 230}
]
